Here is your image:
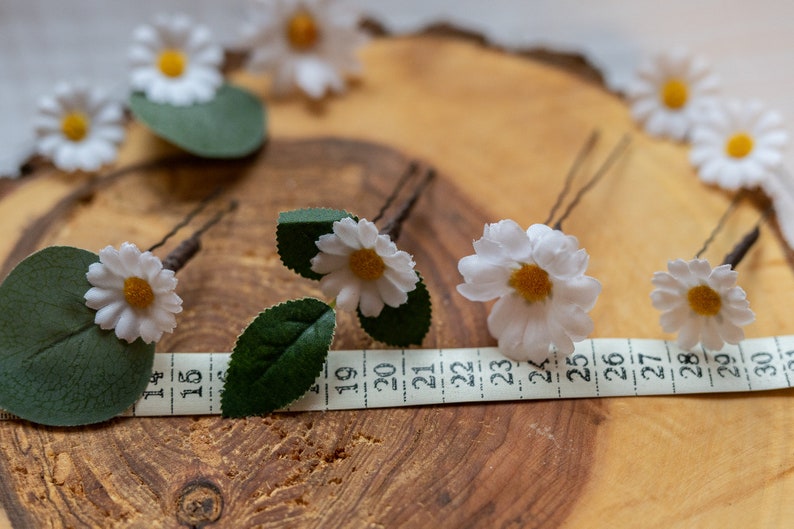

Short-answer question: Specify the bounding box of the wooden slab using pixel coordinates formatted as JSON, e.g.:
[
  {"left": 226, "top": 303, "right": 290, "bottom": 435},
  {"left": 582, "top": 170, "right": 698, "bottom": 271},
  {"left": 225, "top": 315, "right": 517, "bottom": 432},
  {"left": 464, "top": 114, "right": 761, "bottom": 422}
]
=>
[{"left": 1, "top": 34, "right": 793, "bottom": 528}]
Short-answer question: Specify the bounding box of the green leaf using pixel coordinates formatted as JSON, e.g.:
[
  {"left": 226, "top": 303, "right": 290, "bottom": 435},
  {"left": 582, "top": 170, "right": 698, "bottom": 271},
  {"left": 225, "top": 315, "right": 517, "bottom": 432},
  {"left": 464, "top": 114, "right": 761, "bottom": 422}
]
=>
[
  {"left": 129, "top": 83, "right": 266, "bottom": 158},
  {"left": 276, "top": 208, "right": 355, "bottom": 280},
  {"left": 0, "top": 247, "right": 154, "bottom": 426},
  {"left": 222, "top": 298, "right": 335, "bottom": 417},
  {"left": 358, "top": 275, "right": 432, "bottom": 347}
]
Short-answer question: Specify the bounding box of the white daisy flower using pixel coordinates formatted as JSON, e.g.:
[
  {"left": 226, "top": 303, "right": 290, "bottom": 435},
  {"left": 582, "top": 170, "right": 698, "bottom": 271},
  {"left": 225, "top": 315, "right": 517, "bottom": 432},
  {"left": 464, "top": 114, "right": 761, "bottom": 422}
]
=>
[
  {"left": 240, "top": 0, "right": 367, "bottom": 99},
  {"left": 651, "top": 258, "right": 755, "bottom": 351},
  {"left": 690, "top": 99, "right": 788, "bottom": 190},
  {"left": 33, "top": 81, "right": 125, "bottom": 172},
  {"left": 310, "top": 217, "right": 419, "bottom": 317},
  {"left": 457, "top": 220, "right": 601, "bottom": 362},
  {"left": 129, "top": 13, "right": 224, "bottom": 106},
  {"left": 627, "top": 49, "right": 720, "bottom": 141},
  {"left": 85, "top": 242, "right": 183, "bottom": 344}
]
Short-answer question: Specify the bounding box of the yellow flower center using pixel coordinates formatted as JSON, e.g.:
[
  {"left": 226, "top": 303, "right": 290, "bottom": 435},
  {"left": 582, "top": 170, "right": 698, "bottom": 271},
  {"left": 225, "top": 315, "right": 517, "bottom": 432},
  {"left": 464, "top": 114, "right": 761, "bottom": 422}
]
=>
[
  {"left": 287, "top": 10, "right": 320, "bottom": 51},
  {"left": 124, "top": 276, "right": 155, "bottom": 309},
  {"left": 158, "top": 49, "right": 187, "bottom": 78},
  {"left": 349, "top": 248, "right": 385, "bottom": 281},
  {"left": 660, "top": 79, "right": 688, "bottom": 110},
  {"left": 509, "top": 264, "right": 553, "bottom": 303},
  {"left": 687, "top": 284, "right": 722, "bottom": 316},
  {"left": 725, "top": 132, "right": 754, "bottom": 158},
  {"left": 60, "top": 112, "right": 90, "bottom": 142}
]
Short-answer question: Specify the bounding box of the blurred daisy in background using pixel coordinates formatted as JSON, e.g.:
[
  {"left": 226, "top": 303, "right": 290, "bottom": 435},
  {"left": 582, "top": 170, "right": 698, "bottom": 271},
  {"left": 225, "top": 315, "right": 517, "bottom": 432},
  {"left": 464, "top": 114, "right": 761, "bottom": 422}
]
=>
[
  {"left": 33, "top": 81, "right": 125, "bottom": 172},
  {"left": 628, "top": 49, "right": 720, "bottom": 141},
  {"left": 240, "top": 0, "right": 367, "bottom": 99},
  {"left": 690, "top": 99, "right": 788, "bottom": 190},
  {"left": 129, "top": 13, "right": 224, "bottom": 106}
]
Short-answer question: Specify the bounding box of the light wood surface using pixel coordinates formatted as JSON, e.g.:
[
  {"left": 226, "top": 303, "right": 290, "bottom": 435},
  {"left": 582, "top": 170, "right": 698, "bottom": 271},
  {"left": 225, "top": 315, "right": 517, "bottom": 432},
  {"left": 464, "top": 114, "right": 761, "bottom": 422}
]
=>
[{"left": 1, "top": 34, "right": 793, "bottom": 528}]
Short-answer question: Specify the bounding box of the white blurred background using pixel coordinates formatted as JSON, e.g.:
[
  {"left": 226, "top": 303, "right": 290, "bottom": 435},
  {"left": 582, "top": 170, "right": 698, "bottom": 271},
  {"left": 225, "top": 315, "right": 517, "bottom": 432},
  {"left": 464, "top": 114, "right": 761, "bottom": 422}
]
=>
[{"left": 2, "top": 0, "right": 793, "bottom": 176}]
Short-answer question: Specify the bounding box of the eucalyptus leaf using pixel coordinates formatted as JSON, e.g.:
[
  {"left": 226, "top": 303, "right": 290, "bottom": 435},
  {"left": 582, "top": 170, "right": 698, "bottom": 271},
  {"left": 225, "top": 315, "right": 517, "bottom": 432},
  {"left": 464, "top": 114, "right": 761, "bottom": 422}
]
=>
[
  {"left": 358, "top": 275, "right": 432, "bottom": 347},
  {"left": 276, "top": 208, "right": 355, "bottom": 280},
  {"left": 0, "top": 247, "right": 154, "bottom": 426},
  {"left": 129, "top": 83, "right": 266, "bottom": 158},
  {"left": 222, "top": 298, "right": 336, "bottom": 417}
]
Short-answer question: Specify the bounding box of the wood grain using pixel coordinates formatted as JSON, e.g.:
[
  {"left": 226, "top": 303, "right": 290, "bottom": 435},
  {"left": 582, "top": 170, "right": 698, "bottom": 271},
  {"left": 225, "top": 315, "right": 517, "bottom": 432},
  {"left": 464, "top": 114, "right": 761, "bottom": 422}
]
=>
[
  {"left": 0, "top": 139, "right": 603, "bottom": 528},
  {"left": 1, "top": 34, "right": 794, "bottom": 528}
]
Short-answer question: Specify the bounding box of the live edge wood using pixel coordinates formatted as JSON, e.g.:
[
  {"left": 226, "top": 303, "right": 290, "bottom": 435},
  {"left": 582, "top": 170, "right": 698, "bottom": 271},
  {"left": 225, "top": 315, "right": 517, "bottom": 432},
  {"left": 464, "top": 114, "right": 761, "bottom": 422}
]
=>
[{"left": 1, "top": 35, "right": 794, "bottom": 529}]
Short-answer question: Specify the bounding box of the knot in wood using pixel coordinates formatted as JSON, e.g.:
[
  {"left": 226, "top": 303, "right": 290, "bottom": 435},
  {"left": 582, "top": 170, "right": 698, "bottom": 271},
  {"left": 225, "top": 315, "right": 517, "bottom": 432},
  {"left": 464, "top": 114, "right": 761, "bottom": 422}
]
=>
[{"left": 176, "top": 480, "right": 223, "bottom": 527}]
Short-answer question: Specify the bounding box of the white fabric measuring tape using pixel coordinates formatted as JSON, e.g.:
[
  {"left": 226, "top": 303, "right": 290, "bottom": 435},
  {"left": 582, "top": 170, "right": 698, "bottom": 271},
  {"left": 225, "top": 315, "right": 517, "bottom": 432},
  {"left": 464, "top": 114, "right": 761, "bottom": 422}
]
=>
[{"left": 2, "top": 335, "right": 793, "bottom": 421}]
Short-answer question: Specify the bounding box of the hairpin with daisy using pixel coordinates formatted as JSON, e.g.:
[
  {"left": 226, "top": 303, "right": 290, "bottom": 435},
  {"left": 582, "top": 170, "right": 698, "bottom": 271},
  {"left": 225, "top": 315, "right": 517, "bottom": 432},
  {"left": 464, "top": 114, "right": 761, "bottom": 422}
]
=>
[
  {"left": 629, "top": 50, "right": 794, "bottom": 252},
  {"left": 0, "top": 192, "right": 236, "bottom": 426},
  {"left": 457, "top": 132, "right": 630, "bottom": 362},
  {"left": 688, "top": 98, "right": 794, "bottom": 252},
  {"left": 650, "top": 193, "right": 765, "bottom": 352},
  {"left": 221, "top": 163, "right": 434, "bottom": 417},
  {"left": 239, "top": 0, "right": 368, "bottom": 100}
]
